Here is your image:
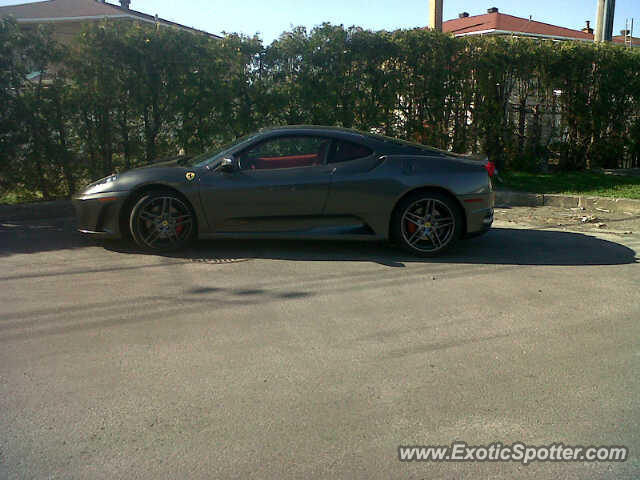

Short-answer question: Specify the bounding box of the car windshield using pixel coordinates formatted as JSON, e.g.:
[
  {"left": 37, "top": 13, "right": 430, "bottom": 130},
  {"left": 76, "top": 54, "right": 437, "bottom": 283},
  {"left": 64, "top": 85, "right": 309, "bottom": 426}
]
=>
[{"left": 187, "top": 133, "right": 260, "bottom": 168}]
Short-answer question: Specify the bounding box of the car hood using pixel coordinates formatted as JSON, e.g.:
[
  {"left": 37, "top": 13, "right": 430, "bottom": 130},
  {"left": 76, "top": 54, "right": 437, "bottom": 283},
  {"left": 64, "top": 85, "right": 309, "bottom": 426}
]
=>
[{"left": 135, "top": 156, "right": 192, "bottom": 170}]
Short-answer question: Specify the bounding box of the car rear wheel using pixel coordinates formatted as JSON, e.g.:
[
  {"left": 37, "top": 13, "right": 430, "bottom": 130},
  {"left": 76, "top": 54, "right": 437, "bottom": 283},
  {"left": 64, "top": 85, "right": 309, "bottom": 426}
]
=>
[
  {"left": 129, "top": 192, "right": 195, "bottom": 251},
  {"left": 392, "top": 191, "right": 463, "bottom": 256}
]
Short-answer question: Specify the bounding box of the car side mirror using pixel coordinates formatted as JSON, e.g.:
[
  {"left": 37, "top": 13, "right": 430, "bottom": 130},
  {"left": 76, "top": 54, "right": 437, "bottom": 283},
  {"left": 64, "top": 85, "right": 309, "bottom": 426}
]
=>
[{"left": 217, "top": 157, "right": 236, "bottom": 173}]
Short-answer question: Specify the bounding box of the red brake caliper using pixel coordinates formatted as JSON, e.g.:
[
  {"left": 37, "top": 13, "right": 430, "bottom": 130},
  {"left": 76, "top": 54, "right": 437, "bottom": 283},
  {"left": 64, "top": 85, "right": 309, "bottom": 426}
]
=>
[
  {"left": 406, "top": 220, "right": 417, "bottom": 234},
  {"left": 175, "top": 210, "right": 184, "bottom": 235}
]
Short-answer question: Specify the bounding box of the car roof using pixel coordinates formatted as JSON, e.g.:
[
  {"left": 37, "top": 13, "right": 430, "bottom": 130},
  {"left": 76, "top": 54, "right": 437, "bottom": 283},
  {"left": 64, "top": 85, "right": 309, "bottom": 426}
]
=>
[
  {"left": 257, "top": 125, "right": 445, "bottom": 156},
  {"left": 258, "top": 125, "right": 368, "bottom": 140},
  {"left": 260, "top": 125, "right": 363, "bottom": 134}
]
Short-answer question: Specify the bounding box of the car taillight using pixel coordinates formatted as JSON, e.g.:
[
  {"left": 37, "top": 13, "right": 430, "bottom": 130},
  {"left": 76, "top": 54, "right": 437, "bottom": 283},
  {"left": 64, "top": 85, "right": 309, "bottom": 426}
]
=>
[{"left": 484, "top": 161, "right": 496, "bottom": 177}]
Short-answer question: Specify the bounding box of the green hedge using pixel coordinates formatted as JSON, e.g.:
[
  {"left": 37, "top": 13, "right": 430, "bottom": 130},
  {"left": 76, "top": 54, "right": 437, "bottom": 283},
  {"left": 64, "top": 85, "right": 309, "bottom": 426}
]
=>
[{"left": 1, "top": 17, "right": 639, "bottom": 199}]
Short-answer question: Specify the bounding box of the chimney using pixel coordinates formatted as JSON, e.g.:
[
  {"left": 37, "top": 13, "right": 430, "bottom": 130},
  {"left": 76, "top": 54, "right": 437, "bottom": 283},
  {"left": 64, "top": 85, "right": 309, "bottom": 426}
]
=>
[
  {"left": 487, "top": 7, "right": 499, "bottom": 14},
  {"left": 429, "top": 0, "right": 443, "bottom": 32},
  {"left": 459, "top": 12, "right": 470, "bottom": 18},
  {"left": 582, "top": 20, "right": 594, "bottom": 34},
  {"left": 120, "top": 0, "right": 131, "bottom": 9}
]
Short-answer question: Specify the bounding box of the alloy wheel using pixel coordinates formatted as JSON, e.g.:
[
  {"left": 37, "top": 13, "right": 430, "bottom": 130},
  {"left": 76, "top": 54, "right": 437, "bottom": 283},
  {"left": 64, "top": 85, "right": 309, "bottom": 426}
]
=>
[
  {"left": 400, "top": 198, "right": 456, "bottom": 253},
  {"left": 133, "top": 195, "right": 193, "bottom": 250}
]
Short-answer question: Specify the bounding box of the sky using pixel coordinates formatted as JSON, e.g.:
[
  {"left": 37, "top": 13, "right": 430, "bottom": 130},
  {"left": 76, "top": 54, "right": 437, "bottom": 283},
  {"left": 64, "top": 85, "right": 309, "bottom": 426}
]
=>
[{"left": 0, "top": 0, "right": 638, "bottom": 43}]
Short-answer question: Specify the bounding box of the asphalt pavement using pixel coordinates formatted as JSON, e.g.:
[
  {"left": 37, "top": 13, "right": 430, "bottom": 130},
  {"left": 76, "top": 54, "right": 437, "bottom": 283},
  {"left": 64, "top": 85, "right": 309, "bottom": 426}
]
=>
[{"left": 1, "top": 209, "right": 639, "bottom": 479}]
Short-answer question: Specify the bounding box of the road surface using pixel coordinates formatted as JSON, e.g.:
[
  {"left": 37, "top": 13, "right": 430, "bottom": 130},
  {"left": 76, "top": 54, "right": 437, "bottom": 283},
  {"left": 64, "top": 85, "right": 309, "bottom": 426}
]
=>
[{"left": 1, "top": 210, "right": 639, "bottom": 479}]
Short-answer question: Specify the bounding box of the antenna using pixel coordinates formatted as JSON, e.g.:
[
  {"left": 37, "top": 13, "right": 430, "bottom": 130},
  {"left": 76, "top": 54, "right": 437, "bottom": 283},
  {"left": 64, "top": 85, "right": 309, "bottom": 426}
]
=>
[{"left": 624, "top": 18, "right": 634, "bottom": 48}]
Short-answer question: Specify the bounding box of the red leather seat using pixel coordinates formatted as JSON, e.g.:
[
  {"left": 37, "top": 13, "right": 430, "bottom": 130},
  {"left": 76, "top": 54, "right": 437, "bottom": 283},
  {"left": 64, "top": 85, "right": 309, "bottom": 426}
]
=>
[{"left": 254, "top": 153, "right": 319, "bottom": 169}]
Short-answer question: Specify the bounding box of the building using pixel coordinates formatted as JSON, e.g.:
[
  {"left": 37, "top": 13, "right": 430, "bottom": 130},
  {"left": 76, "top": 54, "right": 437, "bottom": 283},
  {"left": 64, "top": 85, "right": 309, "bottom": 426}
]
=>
[
  {"left": 438, "top": 7, "right": 638, "bottom": 47},
  {"left": 423, "top": 8, "right": 638, "bottom": 164},
  {"left": 0, "top": 0, "right": 220, "bottom": 44}
]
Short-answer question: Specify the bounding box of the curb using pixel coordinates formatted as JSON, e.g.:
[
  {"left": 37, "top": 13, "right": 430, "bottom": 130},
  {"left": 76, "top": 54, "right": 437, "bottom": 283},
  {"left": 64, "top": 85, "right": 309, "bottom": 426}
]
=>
[
  {"left": 0, "top": 200, "right": 74, "bottom": 221},
  {"left": 495, "top": 191, "right": 640, "bottom": 214}
]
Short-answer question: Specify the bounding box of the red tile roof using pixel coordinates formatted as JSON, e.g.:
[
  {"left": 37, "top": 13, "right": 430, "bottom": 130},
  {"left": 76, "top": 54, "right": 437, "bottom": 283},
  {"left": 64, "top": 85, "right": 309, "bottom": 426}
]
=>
[
  {"left": 612, "top": 35, "right": 640, "bottom": 45},
  {"left": 443, "top": 11, "right": 593, "bottom": 40},
  {"left": 0, "top": 0, "right": 117, "bottom": 18},
  {"left": 0, "top": 0, "right": 219, "bottom": 38}
]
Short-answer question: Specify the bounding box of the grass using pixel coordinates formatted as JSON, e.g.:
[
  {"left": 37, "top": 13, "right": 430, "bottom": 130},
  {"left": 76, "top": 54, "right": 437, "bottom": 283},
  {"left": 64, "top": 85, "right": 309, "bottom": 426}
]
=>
[{"left": 500, "top": 171, "right": 640, "bottom": 200}]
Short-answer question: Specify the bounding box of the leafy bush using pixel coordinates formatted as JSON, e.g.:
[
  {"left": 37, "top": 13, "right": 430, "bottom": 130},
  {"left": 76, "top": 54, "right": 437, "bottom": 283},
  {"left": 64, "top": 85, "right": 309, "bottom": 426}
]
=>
[{"left": 1, "top": 18, "right": 639, "bottom": 200}]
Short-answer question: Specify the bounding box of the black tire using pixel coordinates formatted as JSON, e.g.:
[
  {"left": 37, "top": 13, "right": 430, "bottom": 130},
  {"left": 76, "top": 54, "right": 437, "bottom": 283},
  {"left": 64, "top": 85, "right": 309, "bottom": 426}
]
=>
[
  {"left": 129, "top": 191, "right": 196, "bottom": 252},
  {"left": 392, "top": 191, "right": 463, "bottom": 257}
]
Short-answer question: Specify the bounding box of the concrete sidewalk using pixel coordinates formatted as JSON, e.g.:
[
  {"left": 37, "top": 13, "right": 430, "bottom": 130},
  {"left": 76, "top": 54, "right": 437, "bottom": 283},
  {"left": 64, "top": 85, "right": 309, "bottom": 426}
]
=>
[{"left": 495, "top": 191, "right": 640, "bottom": 215}]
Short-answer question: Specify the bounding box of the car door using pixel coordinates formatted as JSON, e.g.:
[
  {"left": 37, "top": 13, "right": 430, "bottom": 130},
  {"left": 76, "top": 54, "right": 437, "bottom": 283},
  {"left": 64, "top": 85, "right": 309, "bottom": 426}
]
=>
[
  {"left": 200, "top": 135, "right": 334, "bottom": 232},
  {"left": 323, "top": 139, "right": 390, "bottom": 216}
]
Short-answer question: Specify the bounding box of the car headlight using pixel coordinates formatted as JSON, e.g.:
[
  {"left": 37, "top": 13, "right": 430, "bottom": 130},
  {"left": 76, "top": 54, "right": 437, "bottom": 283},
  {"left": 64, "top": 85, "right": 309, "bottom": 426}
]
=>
[{"left": 83, "top": 174, "right": 118, "bottom": 194}]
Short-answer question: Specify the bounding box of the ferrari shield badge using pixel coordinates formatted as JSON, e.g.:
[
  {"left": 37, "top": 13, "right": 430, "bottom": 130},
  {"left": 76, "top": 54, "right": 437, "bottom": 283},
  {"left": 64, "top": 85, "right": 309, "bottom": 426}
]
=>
[{"left": 185, "top": 171, "right": 196, "bottom": 181}]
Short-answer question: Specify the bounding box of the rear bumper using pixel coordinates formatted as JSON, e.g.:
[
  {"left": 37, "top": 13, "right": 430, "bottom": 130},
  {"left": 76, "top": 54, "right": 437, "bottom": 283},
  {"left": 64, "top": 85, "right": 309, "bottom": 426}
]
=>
[
  {"left": 72, "top": 191, "right": 129, "bottom": 239},
  {"left": 461, "top": 191, "right": 494, "bottom": 237},
  {"left": 465, "top": 209, "right": 493, "bottom": 238}
]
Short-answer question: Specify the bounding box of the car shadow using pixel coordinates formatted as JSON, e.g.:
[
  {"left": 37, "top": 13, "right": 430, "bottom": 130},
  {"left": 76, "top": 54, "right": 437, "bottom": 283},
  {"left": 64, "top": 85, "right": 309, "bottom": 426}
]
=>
[
  {"left": 103, "top": 227, "right": 638, "bottom": 267},
  {"left": 0, "top": 217, "right": 96, "bottom": 258}
]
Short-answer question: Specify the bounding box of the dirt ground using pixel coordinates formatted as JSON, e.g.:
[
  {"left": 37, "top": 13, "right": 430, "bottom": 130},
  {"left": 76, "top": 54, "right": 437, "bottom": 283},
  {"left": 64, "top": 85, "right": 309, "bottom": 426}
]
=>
[{"left": 495, "top": 205, "right": 640, "bottom": 237}]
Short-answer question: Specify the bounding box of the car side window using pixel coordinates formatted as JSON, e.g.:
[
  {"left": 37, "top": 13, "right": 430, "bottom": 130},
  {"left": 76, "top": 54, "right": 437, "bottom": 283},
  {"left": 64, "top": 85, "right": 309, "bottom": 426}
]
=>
[
  {"left": 329, "top": 140, "right": 373, "bottom": 164},
  {"left": 239, "top": 136, "right": 331, "bottom": 171}
]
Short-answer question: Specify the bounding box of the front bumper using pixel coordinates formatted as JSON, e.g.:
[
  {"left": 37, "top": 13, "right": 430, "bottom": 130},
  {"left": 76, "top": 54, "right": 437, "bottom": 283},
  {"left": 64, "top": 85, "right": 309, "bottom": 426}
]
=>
[{"left": 72, "top": 191, "right": 129, "bottom": 239}]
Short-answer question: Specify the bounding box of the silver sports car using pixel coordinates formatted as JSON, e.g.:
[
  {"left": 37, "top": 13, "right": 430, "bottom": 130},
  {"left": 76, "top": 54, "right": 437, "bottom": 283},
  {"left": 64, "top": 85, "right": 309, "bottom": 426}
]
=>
[{"left": 73, "top": 126, "right": 495, "bottom": 256}]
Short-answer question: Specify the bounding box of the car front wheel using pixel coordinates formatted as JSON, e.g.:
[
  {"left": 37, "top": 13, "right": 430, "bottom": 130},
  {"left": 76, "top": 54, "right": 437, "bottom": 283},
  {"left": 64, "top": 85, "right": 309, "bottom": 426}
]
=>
[
  {"left": 393, "top": 191, "right": 463, "bottom": 256},
  {"left": 129, "top": 192, "right": 195, "bottom": 251}
]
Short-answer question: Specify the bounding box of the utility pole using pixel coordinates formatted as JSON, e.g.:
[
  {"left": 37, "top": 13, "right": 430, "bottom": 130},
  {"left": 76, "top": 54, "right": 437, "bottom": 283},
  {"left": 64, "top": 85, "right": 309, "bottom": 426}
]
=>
[
  {"left": 603, "top": 0, "right": 616, "bottom": 41},
  {"left": 624, "top": 18, "right": 635, "bottom": 48},
  {"left": 595, "top": 0, "right": 616, "bottom": 42},
  {"left": 594, "top": 0, "right": 605, "bottom": 41},
  {"left": 429, "top": 0, "right": 443, "bottom": 32}
]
